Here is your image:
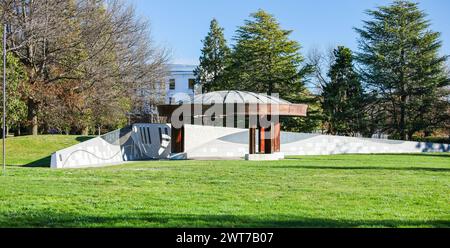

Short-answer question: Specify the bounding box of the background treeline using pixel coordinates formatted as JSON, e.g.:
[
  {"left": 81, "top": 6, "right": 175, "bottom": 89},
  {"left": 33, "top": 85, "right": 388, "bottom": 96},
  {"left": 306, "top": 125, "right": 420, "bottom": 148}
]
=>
[
  {"left": 0, "top": 0, "right": 168, "bottom": 136},
  {"left": 0, "top": 0, "right": 448, "bottom": 141},
  {"left": 194, "top": 1, "right": 450, "bottom": 141}
]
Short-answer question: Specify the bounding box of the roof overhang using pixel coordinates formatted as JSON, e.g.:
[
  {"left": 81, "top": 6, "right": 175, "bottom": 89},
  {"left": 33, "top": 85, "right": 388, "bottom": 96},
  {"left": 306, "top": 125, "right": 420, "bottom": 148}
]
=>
[{"left": 158, "top": 103, "right": 308, "bottom": 117}]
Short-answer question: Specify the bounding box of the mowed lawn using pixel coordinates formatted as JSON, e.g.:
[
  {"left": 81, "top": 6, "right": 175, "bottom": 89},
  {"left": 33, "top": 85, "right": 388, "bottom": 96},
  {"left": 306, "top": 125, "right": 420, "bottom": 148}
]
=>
[
  {"left": 0, "top": 135, "right": 449, "bottom": 227},
  {"left": 1, "top": 135, "right": 93, "bottom": 167}
]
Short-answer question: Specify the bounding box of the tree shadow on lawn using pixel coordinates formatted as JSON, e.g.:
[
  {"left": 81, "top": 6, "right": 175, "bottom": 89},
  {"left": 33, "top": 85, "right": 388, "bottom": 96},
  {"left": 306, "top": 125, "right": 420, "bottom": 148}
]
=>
[
  {"left": 269, "top": 165, "right": 450, "bottom": 172},
  {"left": 23, "top": 156, "right": 51, "bottom": 168},
  {"left": 288, "top": 153, "right": 450, "bottom": 159},
  {"left": 22, "top": 136, "right": 94, "bottom": 168},
  {"left": 76, "top": 136, "right": 94, "bottom": 142},
  {"left": 364, "top": 153, "right": 450, "bottom": 158},
  {"left": 1, "top": 211, "right": 448, "bottom": 228}
]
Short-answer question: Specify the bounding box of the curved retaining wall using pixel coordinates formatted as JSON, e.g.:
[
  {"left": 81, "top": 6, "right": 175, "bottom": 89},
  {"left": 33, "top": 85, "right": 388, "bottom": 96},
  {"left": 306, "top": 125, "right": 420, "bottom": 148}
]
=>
[
  {"left": 50, "top": 124, "right": 171, "bottom": 168},
  {"left": 280, "top": 131, "right": 449, "bottom": 155},
  {"left": 51, "top": 124, "right": 449, "bottom": 168},
  {"left": 183, "top": 125, "right": 449, "bottom": 158}
]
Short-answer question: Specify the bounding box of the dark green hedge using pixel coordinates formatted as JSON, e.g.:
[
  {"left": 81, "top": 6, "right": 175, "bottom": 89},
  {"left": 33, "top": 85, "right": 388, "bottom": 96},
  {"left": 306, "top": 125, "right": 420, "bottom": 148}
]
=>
[{"left": 411, "top": 136, "right": 450, "bottom": 144}]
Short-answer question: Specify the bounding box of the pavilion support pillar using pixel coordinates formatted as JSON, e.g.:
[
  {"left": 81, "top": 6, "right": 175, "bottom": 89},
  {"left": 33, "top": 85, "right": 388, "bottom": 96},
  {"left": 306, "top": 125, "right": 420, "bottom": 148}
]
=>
[
  {"left": 257, "top": 116, "right": 279, "bottom": 154},
  {"left": 249, "top": 127, "right": 256, "bottom": 154},
  {"left": 273, "top": 121, "right": 281, "bottom": 152},
  {"left": 171, "top": 125, "right": 185, "bottom": 153},
  {"left": 264, "top": 124, "right": 273, "bottom": 154},
  {"left": 258, "top": 126, "right": 265, "bottom": 153}
]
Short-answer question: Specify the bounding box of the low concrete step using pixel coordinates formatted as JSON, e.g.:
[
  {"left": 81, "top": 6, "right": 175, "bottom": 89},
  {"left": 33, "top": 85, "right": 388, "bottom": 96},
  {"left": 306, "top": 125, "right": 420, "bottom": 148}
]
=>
[
  {"left": 245, "top": 152, "right": 285, "bottom": 161},
  {"left": 170, "top": 152, "right": 188, "bottom": 160}
]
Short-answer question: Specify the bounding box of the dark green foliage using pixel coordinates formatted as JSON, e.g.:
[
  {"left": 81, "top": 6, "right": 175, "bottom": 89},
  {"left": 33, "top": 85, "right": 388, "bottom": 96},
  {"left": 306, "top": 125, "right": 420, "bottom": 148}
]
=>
[
  {"left": 411, "top": 136, "right": 450, "bottom": 144},
  {"left": 223, "top": 10, "right": 318, "bottom": 131},
  {"left": 194, "top": 19, "right": 231, "bottom": 92},
  {"left": 322, "top": 46, "right": 366, "bottom": 135},
  {"left": 355, "top": 0, "right": 450, "bottom": 140},
  {"left": 228, "top": 10, "right": 307, "bottom": 97}
]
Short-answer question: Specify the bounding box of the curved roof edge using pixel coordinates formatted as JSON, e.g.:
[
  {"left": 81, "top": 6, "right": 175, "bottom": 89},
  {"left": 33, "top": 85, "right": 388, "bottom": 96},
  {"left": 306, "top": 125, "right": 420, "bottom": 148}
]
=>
[{"left": 180, "top": 90, "right": 292, "bottom": 104}]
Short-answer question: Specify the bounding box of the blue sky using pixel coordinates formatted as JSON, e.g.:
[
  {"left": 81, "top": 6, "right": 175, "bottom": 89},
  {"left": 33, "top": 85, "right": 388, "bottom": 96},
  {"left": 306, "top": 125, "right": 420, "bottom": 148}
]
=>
[{"left": 128, "top": 0, "right": 450, "bottom": 65}]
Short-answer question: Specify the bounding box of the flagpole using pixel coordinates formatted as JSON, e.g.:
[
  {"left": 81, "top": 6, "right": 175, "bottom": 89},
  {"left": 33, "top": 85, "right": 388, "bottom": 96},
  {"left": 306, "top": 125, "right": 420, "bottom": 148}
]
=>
[{"left": 2, "top": 24, "right": 6, "bottom": 175}]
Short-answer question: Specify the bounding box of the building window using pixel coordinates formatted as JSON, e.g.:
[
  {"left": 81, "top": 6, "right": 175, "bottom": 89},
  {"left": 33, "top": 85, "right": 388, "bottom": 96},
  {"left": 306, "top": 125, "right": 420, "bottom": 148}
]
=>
[
  {"left": 188, "top": 79, "right": 195, "bottom": 90},
  {"left": 169, "top": 79, "right": 176, "bottom": 90}
]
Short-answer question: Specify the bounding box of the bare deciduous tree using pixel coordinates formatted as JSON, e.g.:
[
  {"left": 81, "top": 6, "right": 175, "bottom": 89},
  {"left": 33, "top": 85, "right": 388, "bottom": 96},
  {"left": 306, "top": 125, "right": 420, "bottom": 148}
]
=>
[{"left": 0, "top": 0, "right": 169, "bottom": 135}]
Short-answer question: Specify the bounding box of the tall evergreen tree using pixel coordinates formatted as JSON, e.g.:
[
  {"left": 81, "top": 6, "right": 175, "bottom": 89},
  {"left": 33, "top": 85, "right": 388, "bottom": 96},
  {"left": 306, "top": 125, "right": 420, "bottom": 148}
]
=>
[
  {"left": 228, "top": 10, "right": 306, "bottom": 97},
  {"left": 322, "top": 46, "right": 365, "bottom": 135},
  {"left": 194, "top": 19, "right": 230, "bottom": 92},
  {"left": 355, "top": 0, "right": 449, "bottom": 140}
]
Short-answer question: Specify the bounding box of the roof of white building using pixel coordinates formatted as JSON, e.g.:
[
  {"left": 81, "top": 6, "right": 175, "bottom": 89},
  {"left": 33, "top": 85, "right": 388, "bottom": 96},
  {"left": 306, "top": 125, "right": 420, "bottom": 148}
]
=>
[
  {"left": 168, "top": 64, "right": 197, "bottom": 72},
  {"left": 181, "top": 90, "right": 291, "bottom": 104}
]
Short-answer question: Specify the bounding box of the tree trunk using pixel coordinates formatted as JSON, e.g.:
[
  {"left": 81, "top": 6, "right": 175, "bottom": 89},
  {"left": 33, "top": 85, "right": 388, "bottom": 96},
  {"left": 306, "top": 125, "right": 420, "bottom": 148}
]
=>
[
  {"left": 97, "top": 125, "right": 101, "bottom": 136},
  {"left": 399, "top": 47, "right": 407, "bottom": 141},
  {"left": 27, "top": 99, "right": 39, "bottom": 135},
  {"left": 399, "top": 96, "right": 406, "bottom": 140},
  {"left": 81, "top": 126, "right": 89, "bottom": 136}
]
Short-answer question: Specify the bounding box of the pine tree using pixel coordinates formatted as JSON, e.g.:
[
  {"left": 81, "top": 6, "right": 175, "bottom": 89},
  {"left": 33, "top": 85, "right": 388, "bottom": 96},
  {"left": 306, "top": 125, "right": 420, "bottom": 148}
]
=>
[
  {"left": 322, "top": 46, "right": 365, "bottom": 136},
  {"left": 194, "top": 19, "right": 230, "bottom": 92},
  {"left": 228, "top": 10, "right": 306, "bottom": 97},
  {"left": 355, "top": 0, "right": 449, "bottom": 140}
]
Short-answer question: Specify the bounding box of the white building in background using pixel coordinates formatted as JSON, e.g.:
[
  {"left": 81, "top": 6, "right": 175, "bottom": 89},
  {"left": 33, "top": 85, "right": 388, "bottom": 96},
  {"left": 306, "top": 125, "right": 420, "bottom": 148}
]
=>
[
  {"left": 131, "top": 64, "right": 197, "bottom": 121},
  {"left": 165, "top": 64, "right": 197, "bottom": 103}
]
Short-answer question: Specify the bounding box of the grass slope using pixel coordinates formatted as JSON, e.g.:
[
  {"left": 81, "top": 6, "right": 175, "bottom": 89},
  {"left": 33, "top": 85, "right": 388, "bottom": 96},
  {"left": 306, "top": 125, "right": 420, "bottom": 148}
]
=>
[
  {"left": 1, "top": 135, "right": 92, "bottom": 167},
  {"left": 0, "top": 135, "right": 448, "bottom": 227}
]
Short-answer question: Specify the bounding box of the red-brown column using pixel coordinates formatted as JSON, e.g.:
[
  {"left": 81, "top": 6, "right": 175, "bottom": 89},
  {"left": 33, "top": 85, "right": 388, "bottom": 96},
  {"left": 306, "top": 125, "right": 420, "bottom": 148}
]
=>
[
  {"left": 258, "top": 126, "right": 265, "bottom": 153},
  {"left": 171, "top": 125, "right": 185, "bottom": 153},
  {"left": 264, "top": 124, "right": 273, "bottom": 154},
  {"left": 273, "top": 121, "right": 281, "bottom": 152}
]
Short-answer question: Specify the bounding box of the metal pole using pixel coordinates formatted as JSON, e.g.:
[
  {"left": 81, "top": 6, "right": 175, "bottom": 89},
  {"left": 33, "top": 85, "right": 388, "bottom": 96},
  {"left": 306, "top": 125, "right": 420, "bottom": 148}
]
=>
[{"left": 2, "top": 24, "right": 6, "bottom": 175}]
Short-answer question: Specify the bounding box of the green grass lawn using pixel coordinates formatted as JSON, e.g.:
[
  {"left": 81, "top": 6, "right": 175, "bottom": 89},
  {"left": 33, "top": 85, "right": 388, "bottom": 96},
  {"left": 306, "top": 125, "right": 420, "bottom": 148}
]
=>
[
  {"left": 0, "top": 135, "right": 449, "bottom": 227},
  {"left": 1, "top": 135, "right": 92, "bottom": 167}
]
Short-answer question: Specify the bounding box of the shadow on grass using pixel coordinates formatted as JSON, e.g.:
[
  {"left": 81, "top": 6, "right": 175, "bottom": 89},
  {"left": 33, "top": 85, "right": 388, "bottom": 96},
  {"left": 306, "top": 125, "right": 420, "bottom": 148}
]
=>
[
  {"left": 1, "top": 211, "right": 448, "bottom": 228},
  {"left": 269, "top": 165, "right": 450, "bottom": 172},
  {"left": 364, "top": 153, "right": 450, "bottom": 158},
  {"left": 22, "top": 136, "right": 94, "bottom": 168},
  {"left": 23, "top": 156, "right": 51, "bottom": 168},
  {"left": 76, "top": 136, "right": 94, "bottom": 142},
  {"left": 287, "top": 153, "right": 450, "bottom": 159}
]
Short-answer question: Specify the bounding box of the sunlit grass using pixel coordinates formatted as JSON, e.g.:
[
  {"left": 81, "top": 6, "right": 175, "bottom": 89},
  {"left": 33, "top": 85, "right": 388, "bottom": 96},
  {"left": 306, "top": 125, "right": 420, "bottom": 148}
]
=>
[{"left": 0, "top": 135, "right": 448, "bottom": 227}]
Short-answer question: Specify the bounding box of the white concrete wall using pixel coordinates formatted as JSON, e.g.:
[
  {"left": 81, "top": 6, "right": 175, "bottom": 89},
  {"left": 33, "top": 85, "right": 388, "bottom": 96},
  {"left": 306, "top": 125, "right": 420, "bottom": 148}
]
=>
[
  {"left": 51, "top": 123, "right": 171, "bottom": 169},
  {"left": 50, "top": 136, "right": 123, "bottom": 169},
  {"left": 183, "top": 125, "right": 449, "bottom": 158},
  {"left": 51, "top": 124, "right": 449, "bottom": 168},
  {"left": 280, "top": 132, "right": 449, "bottom": 155},
  {"left": 131, "top": 124, "right": 171, "bottom": 159},
  {"left": 184, "top": 124, "right": 249, "bottom": 158}
]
